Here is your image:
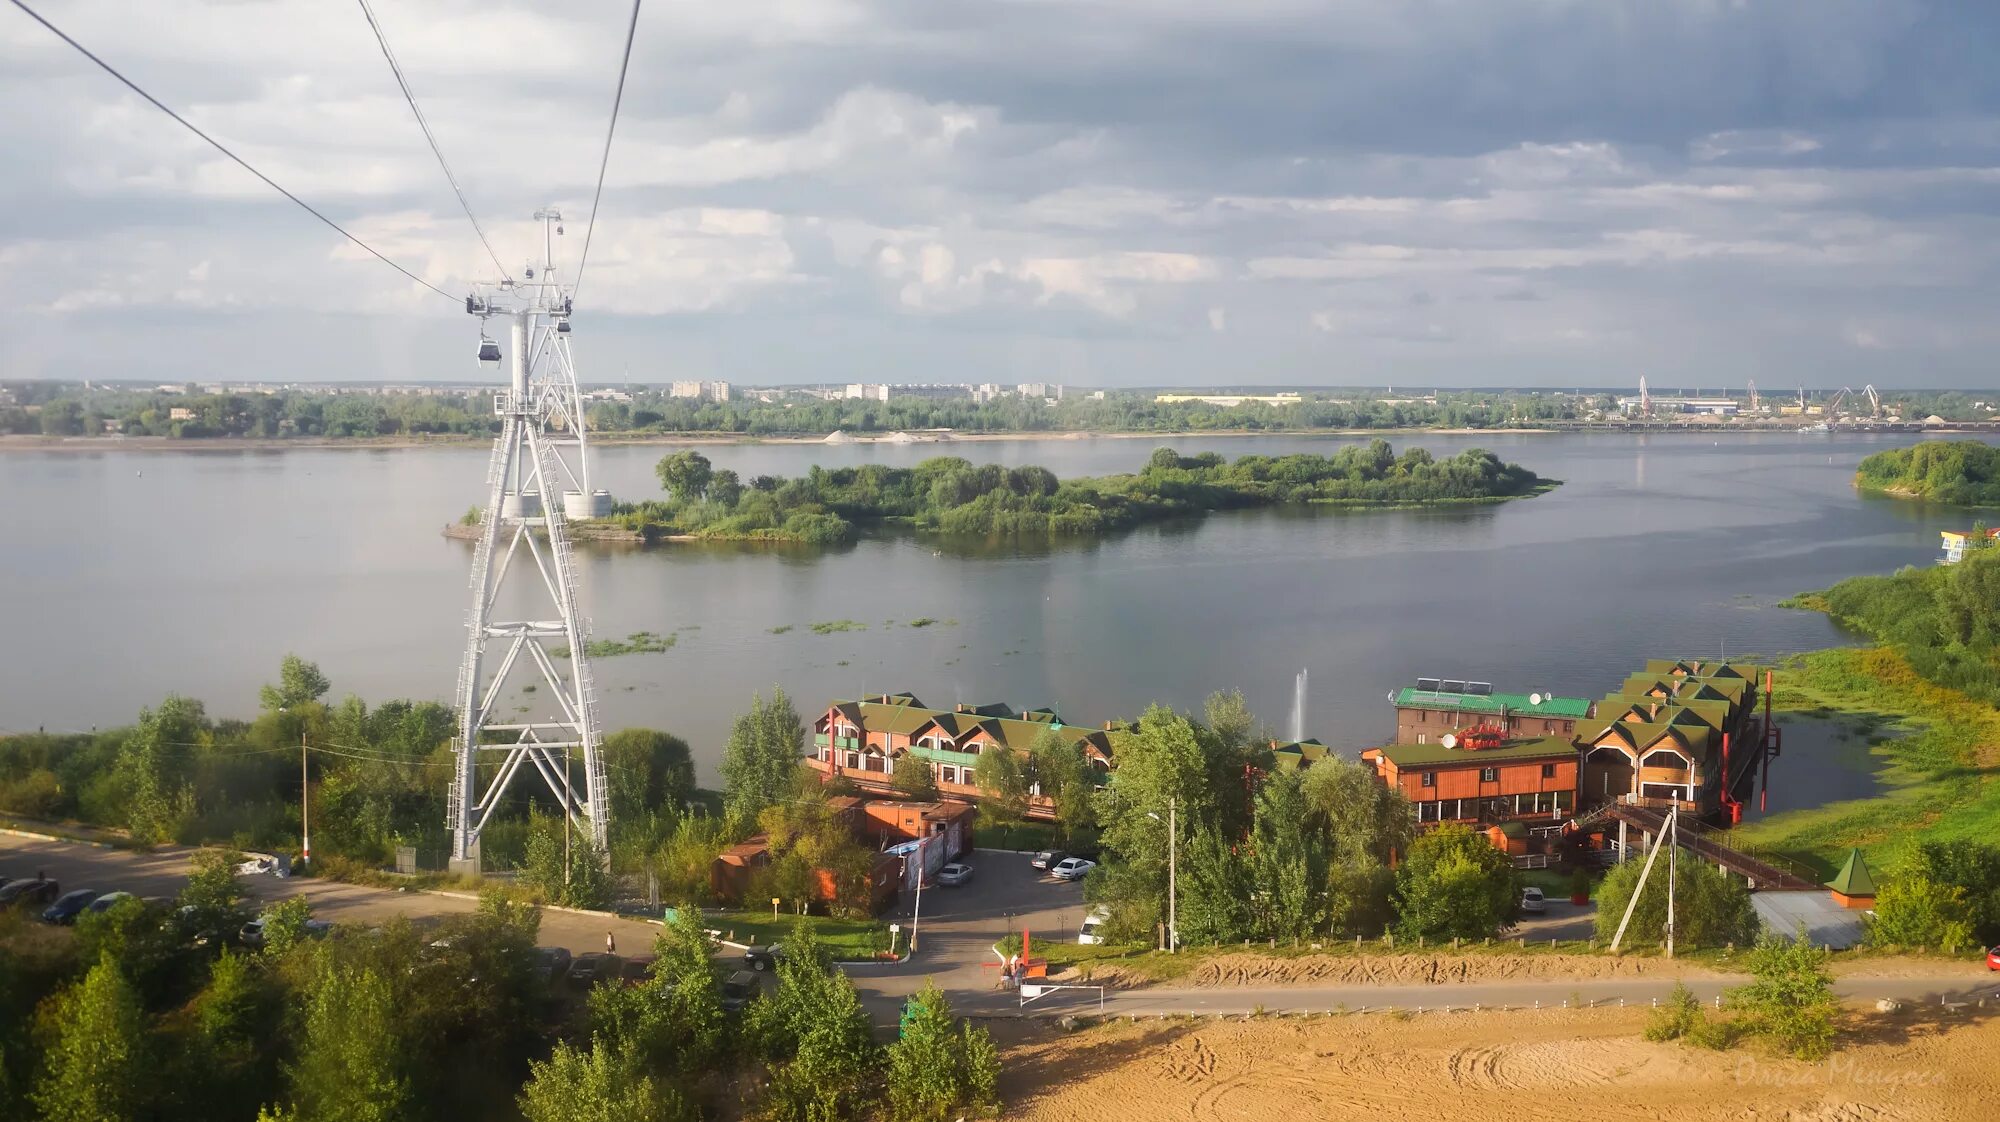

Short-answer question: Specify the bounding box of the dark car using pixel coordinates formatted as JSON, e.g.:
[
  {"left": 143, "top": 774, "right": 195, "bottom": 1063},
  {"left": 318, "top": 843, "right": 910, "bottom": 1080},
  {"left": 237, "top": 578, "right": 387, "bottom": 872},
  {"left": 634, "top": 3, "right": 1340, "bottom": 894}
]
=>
[
  {"left": 743, "top": 944, "right": 786, "bottom": 972},
  {"left": 720, "top": 970, "right": 761, "bottom": 1013},
  {"left": 41, "top": 889, "right": 100, "bottom": 925},
  {"left": 84, "top": 891, "right": 137, "bottom": 916},
  {"left": 1030, "top": 850, "right": 1067, "bottom": 871},
  {"left": 0, "top": 878, "right": 60, "bottom": 910},
  {"left": 570, "top": 952, "right": 622, "bottom": 988},
  {"left": 618, "top": 956, "right": 656, "bottom": 988},
  {"left": 532, "top": 946, "right": 573, "bottom": 984}
]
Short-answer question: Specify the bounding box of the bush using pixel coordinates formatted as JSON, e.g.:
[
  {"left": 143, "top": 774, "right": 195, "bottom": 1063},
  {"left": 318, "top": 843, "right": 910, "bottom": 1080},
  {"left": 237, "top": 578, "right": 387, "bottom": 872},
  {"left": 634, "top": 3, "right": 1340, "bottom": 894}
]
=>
[
  {"left": 886, "top": 981, "right": 999, "bottom": 1122},
  {"left": 1593, "top": 848, "right": 1759, "bottom": 950},
  {"left": 1391, "top": 824, "right": 1517, "bottom": 941},
  {"left": 1867, "top": 873, "right": 1976, "bottom": 952},
  {"left": 1728, "top": 929, "right": 1838, "bottom": 1061}
]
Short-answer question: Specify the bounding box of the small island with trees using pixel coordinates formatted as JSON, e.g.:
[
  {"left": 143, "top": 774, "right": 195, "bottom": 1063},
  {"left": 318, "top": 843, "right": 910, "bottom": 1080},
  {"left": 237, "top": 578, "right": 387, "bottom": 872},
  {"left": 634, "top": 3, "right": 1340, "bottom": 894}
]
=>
[
  {"left": 550, "top": 442, "right": 1555, "bottom": 545},
  {"left": 1855, "top": 440, "right": 2000, "bottom": 505}
]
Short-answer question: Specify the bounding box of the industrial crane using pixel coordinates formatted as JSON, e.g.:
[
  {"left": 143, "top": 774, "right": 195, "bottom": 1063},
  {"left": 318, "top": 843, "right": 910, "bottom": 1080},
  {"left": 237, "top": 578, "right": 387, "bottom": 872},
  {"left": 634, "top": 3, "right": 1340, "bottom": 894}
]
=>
[{"left": 1863, "top": 384, "right": 1882, "bottom": 417}]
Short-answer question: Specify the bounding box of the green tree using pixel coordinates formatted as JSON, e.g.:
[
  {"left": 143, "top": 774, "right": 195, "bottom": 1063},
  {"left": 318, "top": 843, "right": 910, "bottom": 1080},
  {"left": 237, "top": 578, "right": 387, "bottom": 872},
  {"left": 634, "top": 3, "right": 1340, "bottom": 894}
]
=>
[
  {"left": 602, "top": 727, "right": 696, "bottom": 822},
  {"left": 1029, "top": 730, "right": 1094, "bottom": 842},
  {"left": 259, "top": 654, "right": 331, "bottom": 713},
  {"left": 720, "top": 689, "right": 806, "bottom": 829},
  {"left": 34, "top": 957, "right": 149, "bottom": 1122},
  {"left": 1300, "top": 756, "right": 1413, "bottom": 867},
  {"left": 283, "top": 961, "right": 409, "bottom": 1122},
  {"left": 885, "top": 980, "right": 999, "bottom": 1122},
  {"left": 517, "top": 1040, "right": 692, "bottom": 1122},
  {"left": 179, "top": 849, "right": 249, "bottom": 943},
  {"left": 1247, "top": 770, "right": 1324, "bottom": 940},
  {"left": 973, "top": 744, "right": 1029, "bottom": 828},
  {"left": 258, "top": 895, "right": 314, "bottom": 958},
  {"left": 1728, "top": 928, "right": 1838, "bottom": 1061},
  {"left": 120, "top": 694, "right": 206, "bottom": 842},
  {"left": 521, "top": 813, "right": 611, "bottom": 908},
  {"left": 764, "top": 968, "right": 878, "bottom": 1122},
  {"left": 1592, "top": 849, "right": 1759, "bottom": 950},
  {"left": 650, "top": 905, "right": 727, "bottom": 1073},
  {"left": 655, "top": 450, "right": 714, "bottom": 502},
  {"left": 890, "top": 757, "right": 940, "bottom": 801},
  {"left": 1868, "top": 873, "right": 1976, "bottom": 951},
  {"left": 1175, "top": 825, "right": 1252, "bottom": 945},
  {"left": 1391, "top": 823, "right": 1518, "bottom": 940},
  {"left": 1906, "top": 840, "right": 2000, "bottom": 943},
  {"left": 1090, "top": 706, "right": 1219, "bottom": 939}
]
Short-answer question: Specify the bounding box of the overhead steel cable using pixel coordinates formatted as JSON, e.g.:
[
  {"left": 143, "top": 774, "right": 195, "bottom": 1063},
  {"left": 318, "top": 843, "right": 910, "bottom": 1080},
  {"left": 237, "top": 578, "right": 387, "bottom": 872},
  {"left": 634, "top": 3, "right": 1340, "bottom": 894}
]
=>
[
  {"left": 571, "top": 0, "right": 643, "bottom": 302},
  {"left": 6, "top": 0, "right": 458, "bottom": 302},
  {"left": 353, "top": 0, "right": 511, "bottom": 282}
]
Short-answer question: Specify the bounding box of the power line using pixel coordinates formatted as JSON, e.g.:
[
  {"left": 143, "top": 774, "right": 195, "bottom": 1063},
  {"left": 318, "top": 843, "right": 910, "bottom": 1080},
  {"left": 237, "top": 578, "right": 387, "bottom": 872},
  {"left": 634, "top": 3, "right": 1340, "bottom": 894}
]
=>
[
  {"left": 6, "top": 0, "right": 458, "bottom": 302},
  {"left": 353, "top": 0, "right": 510, "bottom": 281},
  {"left": 571, "top": 0, "right": 643, "bottom": 301}
]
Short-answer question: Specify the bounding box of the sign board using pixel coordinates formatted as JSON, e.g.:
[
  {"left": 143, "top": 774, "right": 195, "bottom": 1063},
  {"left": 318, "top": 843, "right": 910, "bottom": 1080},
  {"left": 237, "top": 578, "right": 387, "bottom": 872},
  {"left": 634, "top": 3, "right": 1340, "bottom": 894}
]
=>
[{"left": 889, "top": 923, "right": 901, "bottom": 934}]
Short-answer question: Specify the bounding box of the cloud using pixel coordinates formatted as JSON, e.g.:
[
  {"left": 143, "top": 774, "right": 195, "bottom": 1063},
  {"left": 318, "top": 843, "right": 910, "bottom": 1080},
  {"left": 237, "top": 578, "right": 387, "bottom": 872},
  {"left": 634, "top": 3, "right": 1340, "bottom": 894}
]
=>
[{"left": 2, "top": 0, "right": 1999, "bottom": 386}]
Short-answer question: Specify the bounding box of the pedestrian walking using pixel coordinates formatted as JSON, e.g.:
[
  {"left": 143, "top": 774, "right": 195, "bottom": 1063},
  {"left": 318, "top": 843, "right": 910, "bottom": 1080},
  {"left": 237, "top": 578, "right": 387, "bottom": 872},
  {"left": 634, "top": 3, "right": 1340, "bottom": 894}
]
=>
[{"left": 606, "top": 931, "right": 616, "bottom": 955}]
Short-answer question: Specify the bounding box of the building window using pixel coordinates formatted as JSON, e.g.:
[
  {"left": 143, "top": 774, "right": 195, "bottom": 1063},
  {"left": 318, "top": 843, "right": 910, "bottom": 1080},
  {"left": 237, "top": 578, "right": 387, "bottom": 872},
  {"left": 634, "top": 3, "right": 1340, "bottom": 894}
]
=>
[
  {"left": 1479, "top": 767, "right": 1499, "bottom": 783},
  {"left": 938, "top": 765, "right": 958, "bottom": 785},
  {"left": 1420, "top": 771, "right": 1436, "bottom": 788},
  {"left": 1541, "top": 763, "right": 1557, "bottom": 779},
  {"left": 1417, "top": 734, "right": 1427, "bottom": 744},
  {"left": 844, "top": 752, "right": 860, "bottom": 770}
]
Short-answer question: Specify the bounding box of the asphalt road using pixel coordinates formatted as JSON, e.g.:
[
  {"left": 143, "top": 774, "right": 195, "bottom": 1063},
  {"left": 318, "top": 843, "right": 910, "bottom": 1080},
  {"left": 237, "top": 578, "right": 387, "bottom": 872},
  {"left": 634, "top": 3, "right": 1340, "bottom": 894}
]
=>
[{"left": 8, "top": 833, "right": 1993, "bottom": 1023}]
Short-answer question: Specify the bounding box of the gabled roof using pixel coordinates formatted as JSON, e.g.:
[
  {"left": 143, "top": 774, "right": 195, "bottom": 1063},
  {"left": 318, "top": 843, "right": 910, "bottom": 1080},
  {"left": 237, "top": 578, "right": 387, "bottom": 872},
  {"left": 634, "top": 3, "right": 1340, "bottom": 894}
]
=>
[
  {"left": 1393, "top": 686, "right": 1592, "bottom": 719},
  {"left": 824, "top": 693, "right": 1115, "bottom": 759},
  {"left": 1825, "top": 848, "right": 1877, "bottom": 897},
  {"left": 1269, "top": 739, "right": 1332, "bottom": 771}
]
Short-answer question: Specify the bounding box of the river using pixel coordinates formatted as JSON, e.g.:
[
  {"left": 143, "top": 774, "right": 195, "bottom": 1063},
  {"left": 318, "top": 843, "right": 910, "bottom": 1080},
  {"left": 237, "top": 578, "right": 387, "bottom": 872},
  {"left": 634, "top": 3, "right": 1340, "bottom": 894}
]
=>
[{"left": 1, "top": 432, "right": 1980, "bottom": 799}]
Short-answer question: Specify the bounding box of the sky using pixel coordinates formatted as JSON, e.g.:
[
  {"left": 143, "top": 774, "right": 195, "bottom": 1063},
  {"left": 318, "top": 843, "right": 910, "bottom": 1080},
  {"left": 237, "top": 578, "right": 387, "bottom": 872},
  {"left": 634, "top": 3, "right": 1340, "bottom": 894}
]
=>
[{"left": 2, "top": 0, "right": 1998, "bottom": 389}]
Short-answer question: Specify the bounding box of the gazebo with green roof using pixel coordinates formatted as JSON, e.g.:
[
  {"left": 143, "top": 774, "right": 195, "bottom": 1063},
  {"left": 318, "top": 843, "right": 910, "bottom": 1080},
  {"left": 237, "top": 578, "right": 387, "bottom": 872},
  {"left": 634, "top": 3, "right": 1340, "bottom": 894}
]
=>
[{"left": 1825, "top": 848, "right": 1877, "bottom": 909}]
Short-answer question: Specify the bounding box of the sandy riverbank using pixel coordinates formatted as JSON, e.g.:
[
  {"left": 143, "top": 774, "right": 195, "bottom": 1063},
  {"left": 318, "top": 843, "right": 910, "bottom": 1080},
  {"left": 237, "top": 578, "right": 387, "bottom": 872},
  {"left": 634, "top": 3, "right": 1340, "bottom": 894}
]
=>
[{"left": 994, "top": 1004, "right": 2000, "bottom": 1122}]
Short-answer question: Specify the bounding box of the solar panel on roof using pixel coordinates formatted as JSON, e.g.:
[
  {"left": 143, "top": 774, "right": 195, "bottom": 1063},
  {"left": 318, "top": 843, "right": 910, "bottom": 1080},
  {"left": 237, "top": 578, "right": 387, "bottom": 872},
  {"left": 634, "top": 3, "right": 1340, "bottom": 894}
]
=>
[
  {"left": 1416, "top": 677, "right": 1442, "bottom": 692},
  {"left": 1440, "top": 679, "right": 1467, "bottom": 694},
  {"left": 1467, "top": 681, "right": 1493, "bottom": 696}
]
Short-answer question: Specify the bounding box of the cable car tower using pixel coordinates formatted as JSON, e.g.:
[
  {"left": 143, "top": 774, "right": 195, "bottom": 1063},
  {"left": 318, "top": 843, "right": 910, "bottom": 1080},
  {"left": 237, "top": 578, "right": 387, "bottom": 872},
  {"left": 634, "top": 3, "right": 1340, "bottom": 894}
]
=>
[{"left": 448, "top": 208, "right": 611, "bottom": 872}]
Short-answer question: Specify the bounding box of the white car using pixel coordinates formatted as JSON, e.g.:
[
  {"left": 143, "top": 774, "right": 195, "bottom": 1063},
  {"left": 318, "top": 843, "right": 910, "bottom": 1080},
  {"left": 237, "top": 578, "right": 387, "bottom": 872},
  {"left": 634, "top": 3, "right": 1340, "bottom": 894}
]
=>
[
  {"left": 1077, "top": 907, "right": 1111, "bottom": 945},
  {"left": 1050, "top": 857, "right": 1096, "bottom": 882},
  {"left": 936, "top": 862, "right": 973, "bottom": 886},
  {"left": 1520, "top": 886, "right": 1547, "bottom": 914},
  {"left": 235, "top": 855, "right": 278, "bottom": 877}
]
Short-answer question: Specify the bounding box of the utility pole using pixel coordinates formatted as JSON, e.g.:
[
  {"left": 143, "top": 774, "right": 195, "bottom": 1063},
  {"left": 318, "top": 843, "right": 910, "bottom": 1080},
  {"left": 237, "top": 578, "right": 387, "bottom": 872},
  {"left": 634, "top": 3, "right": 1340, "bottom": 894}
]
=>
[
  {"left": 1167, "top": 795, "right": 1178, "bottom": 953},
  {"left": 300, "top": 722, "right": 310, "bottom": 871},
  {"left": 563, "top": 743, "right": 572, "bottom": 887},
  {"left": 910, "top": 836, "right": 925, "bottom": 953},
  {"left": 1665, "top": 805, "right": 1678, "bottom": 959}
]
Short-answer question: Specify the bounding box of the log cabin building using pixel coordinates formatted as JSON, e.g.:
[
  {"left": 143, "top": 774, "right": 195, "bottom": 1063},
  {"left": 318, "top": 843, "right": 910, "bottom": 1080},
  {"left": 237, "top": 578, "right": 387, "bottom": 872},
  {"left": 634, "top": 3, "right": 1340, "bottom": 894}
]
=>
[{"left": 805, "top": 693, "right": 1115, "bottom": 818}]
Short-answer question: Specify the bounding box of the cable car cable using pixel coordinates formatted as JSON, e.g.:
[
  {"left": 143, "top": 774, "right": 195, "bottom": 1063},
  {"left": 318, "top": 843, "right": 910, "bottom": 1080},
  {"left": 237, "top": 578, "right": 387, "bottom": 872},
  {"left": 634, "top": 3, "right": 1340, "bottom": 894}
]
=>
[
  {"left": 354, "top": 0, "right": 511, "bottom": 282},
  {"left": 570, "top": 0, "right": 643, "bottom": 302},
  {"left": 6, "top": 0, "right": 458, "bottom": 303}
]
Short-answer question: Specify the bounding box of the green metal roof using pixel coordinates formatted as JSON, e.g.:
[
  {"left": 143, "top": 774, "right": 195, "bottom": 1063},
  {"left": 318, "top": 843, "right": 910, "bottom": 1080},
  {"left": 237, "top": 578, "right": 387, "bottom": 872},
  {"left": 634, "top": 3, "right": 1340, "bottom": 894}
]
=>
[
  {"left": 1374, "top": 736, "right": 1578, "bottom": 767},
  {"left": 1393, "top": 686, "right": 1592, "bottom": 718},
  {"left": 1825, "top": 848, "right": 1877, "bottom": 897}
]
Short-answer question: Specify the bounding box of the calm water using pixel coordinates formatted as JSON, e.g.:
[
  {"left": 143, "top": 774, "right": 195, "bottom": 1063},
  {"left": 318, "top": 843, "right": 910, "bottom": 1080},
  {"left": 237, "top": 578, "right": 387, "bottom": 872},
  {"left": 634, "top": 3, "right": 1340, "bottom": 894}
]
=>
[{"left": 0, "top": 432, "right": 1981, "bottom": 790}]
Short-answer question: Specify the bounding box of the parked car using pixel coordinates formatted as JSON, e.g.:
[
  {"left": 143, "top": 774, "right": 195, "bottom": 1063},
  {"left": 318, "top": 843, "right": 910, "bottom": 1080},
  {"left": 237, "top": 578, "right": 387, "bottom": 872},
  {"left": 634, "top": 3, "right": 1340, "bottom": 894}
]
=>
[
  {"left": 1077, "top": 906, "right": 1111, "bottom": 945},
  {"left": 720, "top": 970, "right": 761, "bottom": 1013},
  {"left": 532, "top": 946, "right": 573, "bottom": 984},
  {"left": 1987, "top": 945, "right": 2000, "bottom": 972},
  {"left": 1520, "top": 887, "right": 1547, "bottom": 914},
  {"left": 619, "top": 956, "right": 656, "bottom": 987},
  {"left": 936, "top": 862, "right": 973, "bottom": 886},
  {"left": 1030, "top": 850, "right": 1067, "bottom": 871},
  {"left": 0, "top": 878, "right": 60, "bottom": 910},
  {"left": 744, "top": 944, "right": 786, "bottom": 972},
  {"left": 570, "top": 952, "right": 622, "bottom": 988},
  {"left": 84, "top": 891, "right": 136, "bottom": 916},
  {"left": 1050, "top": 857, "right": 1095, "bottom": 882},
  {"left": 41, "top": 889, "right": 100, "bottom": 925},
  {"left": 236, "top": 855, "right": 279, "bottom": 877}
]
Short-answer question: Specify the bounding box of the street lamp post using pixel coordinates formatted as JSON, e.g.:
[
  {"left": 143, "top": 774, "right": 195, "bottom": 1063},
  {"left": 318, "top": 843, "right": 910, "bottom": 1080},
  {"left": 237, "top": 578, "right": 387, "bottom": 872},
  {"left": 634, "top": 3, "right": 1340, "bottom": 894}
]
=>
[
  {"left": 1148, "top": 795, "right": 1178, "bottom": 953},
  {"left": 280, "top": 706, "right": 309, "bottom": 871}
]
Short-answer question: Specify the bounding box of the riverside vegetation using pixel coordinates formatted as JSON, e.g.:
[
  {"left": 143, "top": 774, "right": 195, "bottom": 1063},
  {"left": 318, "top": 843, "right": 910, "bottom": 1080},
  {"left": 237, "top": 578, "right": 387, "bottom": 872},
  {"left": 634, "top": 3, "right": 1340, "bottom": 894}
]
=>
[
  {"left": 1854, "top": 439, "right": 2000, "bottom": 504},
  {"left": 603, "top": 442, "right": 1553, "bottom": 544}
]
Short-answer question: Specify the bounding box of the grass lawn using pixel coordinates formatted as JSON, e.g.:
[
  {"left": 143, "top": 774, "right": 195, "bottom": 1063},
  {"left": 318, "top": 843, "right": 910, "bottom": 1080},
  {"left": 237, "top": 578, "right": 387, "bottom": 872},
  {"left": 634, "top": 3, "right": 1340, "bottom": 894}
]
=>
[
  {"left": 1726, "top": 647, "right": 2000, "bottom": 877},
  {"left": 704, "top": 910, "right": 893, "bottom": 960}
]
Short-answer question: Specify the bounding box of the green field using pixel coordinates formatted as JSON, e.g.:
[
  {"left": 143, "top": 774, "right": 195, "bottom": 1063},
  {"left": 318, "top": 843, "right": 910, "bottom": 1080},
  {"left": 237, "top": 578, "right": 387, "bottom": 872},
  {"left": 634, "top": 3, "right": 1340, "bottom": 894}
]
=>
[
  {"left": 703, "top": 910, "right": 894, "bottom": 960},
  {"left": 1725, "top": 647, "right": 2000, "bottom": 877}
]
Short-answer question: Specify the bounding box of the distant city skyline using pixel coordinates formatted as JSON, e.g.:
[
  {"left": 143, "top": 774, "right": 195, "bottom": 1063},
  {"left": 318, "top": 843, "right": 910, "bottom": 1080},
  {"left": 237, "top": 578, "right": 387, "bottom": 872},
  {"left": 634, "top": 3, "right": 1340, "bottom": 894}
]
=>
[{"left": 4, "top": 2, "right": 1998, "bottom": 389}]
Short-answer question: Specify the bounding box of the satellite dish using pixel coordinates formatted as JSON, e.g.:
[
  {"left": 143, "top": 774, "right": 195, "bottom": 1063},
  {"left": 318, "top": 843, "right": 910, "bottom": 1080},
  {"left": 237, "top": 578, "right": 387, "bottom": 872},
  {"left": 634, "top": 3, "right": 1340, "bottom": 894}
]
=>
[
  {"left": 1387, "top": 691, "right": 1396, "bottom": 703},
  {"left": 1440, "top": 733, "right": 1457, "bottom": 749},
  {"left": 1529, "top": 693, "right": 1543, "bottom": 706}
]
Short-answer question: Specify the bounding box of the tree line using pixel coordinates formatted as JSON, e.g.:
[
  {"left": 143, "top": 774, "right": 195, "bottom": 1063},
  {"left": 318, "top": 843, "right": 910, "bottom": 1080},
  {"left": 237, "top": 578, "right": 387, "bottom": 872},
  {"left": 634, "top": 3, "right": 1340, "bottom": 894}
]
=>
[
  {"left": 614, "top": 442, "right": 1551, "bottom": 543},
  {"left": 2, "top": 854, "right": 996, "bottom": 1122},
  {"left": 1855, "top": 440, "right": 2000, "bottom": 505}
]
